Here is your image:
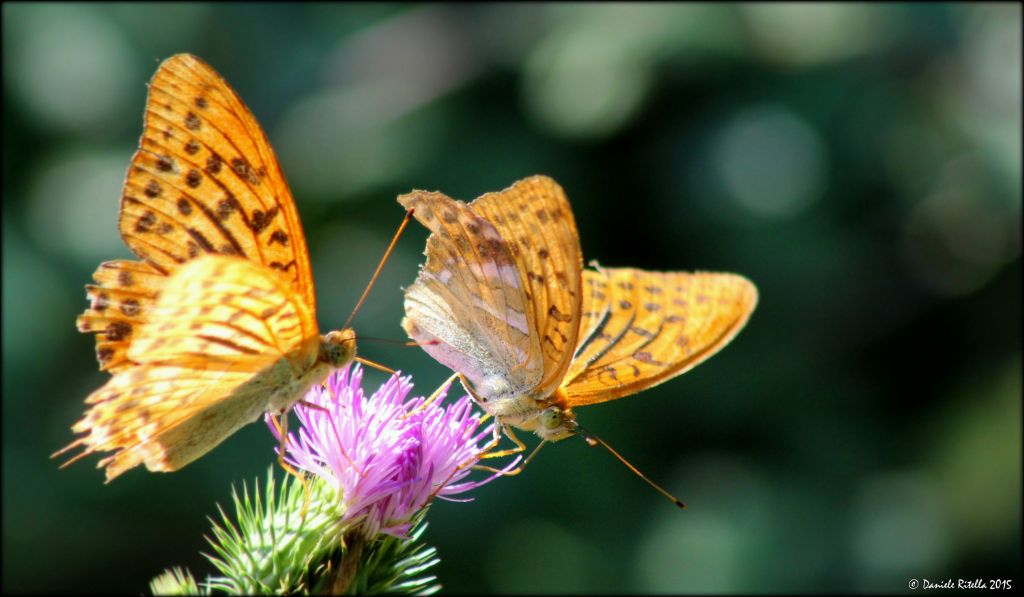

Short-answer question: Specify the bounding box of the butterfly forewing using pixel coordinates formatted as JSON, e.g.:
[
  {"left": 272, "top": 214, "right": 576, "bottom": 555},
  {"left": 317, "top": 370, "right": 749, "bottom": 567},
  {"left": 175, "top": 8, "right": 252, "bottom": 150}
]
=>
[
  {"left": 467, "top": 176, "right": 584, "bottom": 399},
  {"left": 120, "top": 53, "right": 316, "bottom": 309},
  {"left": 561, "top": 268, "right": 758, "bottom": 406}
]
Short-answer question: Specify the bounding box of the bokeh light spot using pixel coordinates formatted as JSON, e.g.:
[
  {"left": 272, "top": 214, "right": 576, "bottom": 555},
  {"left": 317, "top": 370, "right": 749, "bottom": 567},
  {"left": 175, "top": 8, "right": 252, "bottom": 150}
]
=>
[
  {"left": 524, "top": 19, "right": 651, "bottom": 139},
  {"left": 636, "top": 510, "right": 742, "bottom": 593},
  {"left": 714, "top": 105, "right": 828, "bottom": 220},
  {"left": 903, "top": 155, "right": 1021, "bottom": 296},
  {"left": 742, "top": 4, "right": 889, "bottom": 67},
  {"left": 26, "top": 149, "right": 133, "bottom": 265},
  {"left": 3, "top": 4, "right": 134, "bottom": 134}
]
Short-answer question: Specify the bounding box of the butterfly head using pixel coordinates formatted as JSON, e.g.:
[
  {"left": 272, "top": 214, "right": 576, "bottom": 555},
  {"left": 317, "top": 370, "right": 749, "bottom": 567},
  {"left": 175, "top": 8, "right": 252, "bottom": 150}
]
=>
[
  {"left": 320, "top": 328, "right": 358, "bottom": 366},
  {"left": 534, "top": 404, "right": 578, "bottom": 442}
]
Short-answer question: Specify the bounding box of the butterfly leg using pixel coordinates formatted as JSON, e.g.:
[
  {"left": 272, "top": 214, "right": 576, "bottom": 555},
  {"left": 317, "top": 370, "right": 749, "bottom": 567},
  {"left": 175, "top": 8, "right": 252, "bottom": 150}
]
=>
[
  {"left": 403, "top": 371, "right": 459, "bottom": 419},
  {"left": 471, "top": 426, "right": 551, "bottom": 476},
  {"left": 478, "top": 424, "right": 527, "bottom": 460},
  {"left": 423, "top": 421, "right": 524, "bottom": 504},
  {"left": 451, "top": 372, "right": 534, "bottom": 467},
  {"left": 298, "top": 400, "right": 330, "bottom": 414},
  {"left": 270, "top": 410, "right": 312, "bottom": 520}
]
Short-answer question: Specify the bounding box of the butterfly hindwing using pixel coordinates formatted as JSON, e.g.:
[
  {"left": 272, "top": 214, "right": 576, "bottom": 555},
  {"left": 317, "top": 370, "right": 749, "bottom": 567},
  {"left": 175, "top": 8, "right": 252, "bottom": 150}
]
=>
[
  {"left": 76, "top": 260, "right": 166, "bottom": 372},
  {"left": 69, "top": 255, "right": 320, "bottom": 480},
  {"left": 400, "top": 176, "right": 585, "bottom": 402},
  {"left": 125, "top": 255, "right": 319, "bottom": 369},
  {"left": 561, "top": 267, "right": 758, "bottom": 406},
  {"left": 400, "top": 189, "right": 543, "bottom": 397},
  {"left": 77, "top": 367, "right": 275, "bottom": 480}
]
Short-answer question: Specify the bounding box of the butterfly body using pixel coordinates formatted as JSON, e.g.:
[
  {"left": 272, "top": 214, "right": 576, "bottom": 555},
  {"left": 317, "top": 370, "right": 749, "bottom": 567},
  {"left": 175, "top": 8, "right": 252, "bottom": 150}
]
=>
[
  {"left": 248, "top": 331, "right": 358, "bottom": 416},
  {"left": 59, "top": 54, "right": 359, "bottom": 481},
  {"left": 482, "top": 390, "right": 579, "bottom": 443},
  {"left": 400, "top": 176, "right": 757, "bottom": 448}
]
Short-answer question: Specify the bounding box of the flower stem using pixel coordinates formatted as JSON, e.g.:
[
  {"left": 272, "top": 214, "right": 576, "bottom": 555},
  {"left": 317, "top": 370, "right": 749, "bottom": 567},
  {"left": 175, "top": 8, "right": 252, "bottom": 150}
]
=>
[{"left": 329, "top": 530, "right": 366, "bottom": 594}]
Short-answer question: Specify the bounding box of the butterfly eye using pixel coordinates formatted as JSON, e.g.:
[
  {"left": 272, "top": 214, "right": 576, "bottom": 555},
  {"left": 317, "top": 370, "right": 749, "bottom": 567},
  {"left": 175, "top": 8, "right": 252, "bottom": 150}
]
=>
[
  {"left": 540, "top": 407, "right": 563, "bottom": 430},
  {"left": 321, "top": 329, "right": 357, "bottom": 365}
]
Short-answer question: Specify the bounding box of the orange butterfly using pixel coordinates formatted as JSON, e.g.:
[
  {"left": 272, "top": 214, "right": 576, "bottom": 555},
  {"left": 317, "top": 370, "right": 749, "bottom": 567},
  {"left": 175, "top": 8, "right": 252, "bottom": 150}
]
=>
[
  {"left": 399, "top": 176, "right": 757, "bottom": 498},
  {"left": 56, "top": 54, "right": 360, "bottom": 481}
]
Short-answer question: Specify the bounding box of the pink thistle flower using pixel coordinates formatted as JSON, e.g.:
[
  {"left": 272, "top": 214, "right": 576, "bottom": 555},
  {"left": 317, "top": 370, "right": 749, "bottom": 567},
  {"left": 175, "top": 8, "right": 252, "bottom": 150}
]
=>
[{"left": 267, "top": 364, "right": 513, "bottom": 539}]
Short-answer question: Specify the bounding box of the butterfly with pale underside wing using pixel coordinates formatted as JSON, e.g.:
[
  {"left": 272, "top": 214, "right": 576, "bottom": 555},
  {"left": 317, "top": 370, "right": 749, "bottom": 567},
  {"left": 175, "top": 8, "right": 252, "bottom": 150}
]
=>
[
  {"left": 55, "top": 54, "right": 363, "bottom": 481},
  {"left": 399, "top": 175, "right": 758, "bottom": 502}
]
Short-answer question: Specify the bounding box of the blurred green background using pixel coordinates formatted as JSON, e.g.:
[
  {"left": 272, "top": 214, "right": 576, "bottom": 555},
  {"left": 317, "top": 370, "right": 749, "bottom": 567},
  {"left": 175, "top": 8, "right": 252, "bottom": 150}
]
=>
[{"left": 3, "top": 2, "right": 1020, "bottom": 593}]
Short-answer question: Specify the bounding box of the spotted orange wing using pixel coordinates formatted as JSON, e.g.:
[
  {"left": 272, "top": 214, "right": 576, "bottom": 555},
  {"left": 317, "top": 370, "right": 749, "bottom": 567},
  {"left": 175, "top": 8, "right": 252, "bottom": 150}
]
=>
[
  {"left": 77, "top": 53, "right": 316, "bottom": 371},
  {"left": 61, "top": 255, "right": 320, "bottom": 481},
  {"left": 560, "top": 266, "right": 758, "bottom": 406},
  {"left": 465, "top": 175, "right": 584, "bottom": 399},
  {"left": 399, "top": 189, "right": 541, "bottom": 397},
  {"left": 77, "top": 260, "right": 167, "bottom": 372},
  {"left": 64, "top": 54, "right": 334, "bottom": 479},
  {"left": 120, "top": 53, "right": 314, "bottom": 296}
]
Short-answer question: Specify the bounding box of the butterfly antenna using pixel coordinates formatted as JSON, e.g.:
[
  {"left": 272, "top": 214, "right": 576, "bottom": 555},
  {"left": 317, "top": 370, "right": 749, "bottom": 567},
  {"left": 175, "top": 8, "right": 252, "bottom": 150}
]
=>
[
  {"left": 355, "top": 336, "right": 441, "bottom": 348},
  {"left": 576, "top": 424, "right": 687, "bottom": 509},
  {"left": 342, "top": 208, "right": 414, "bottom": 330}
]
